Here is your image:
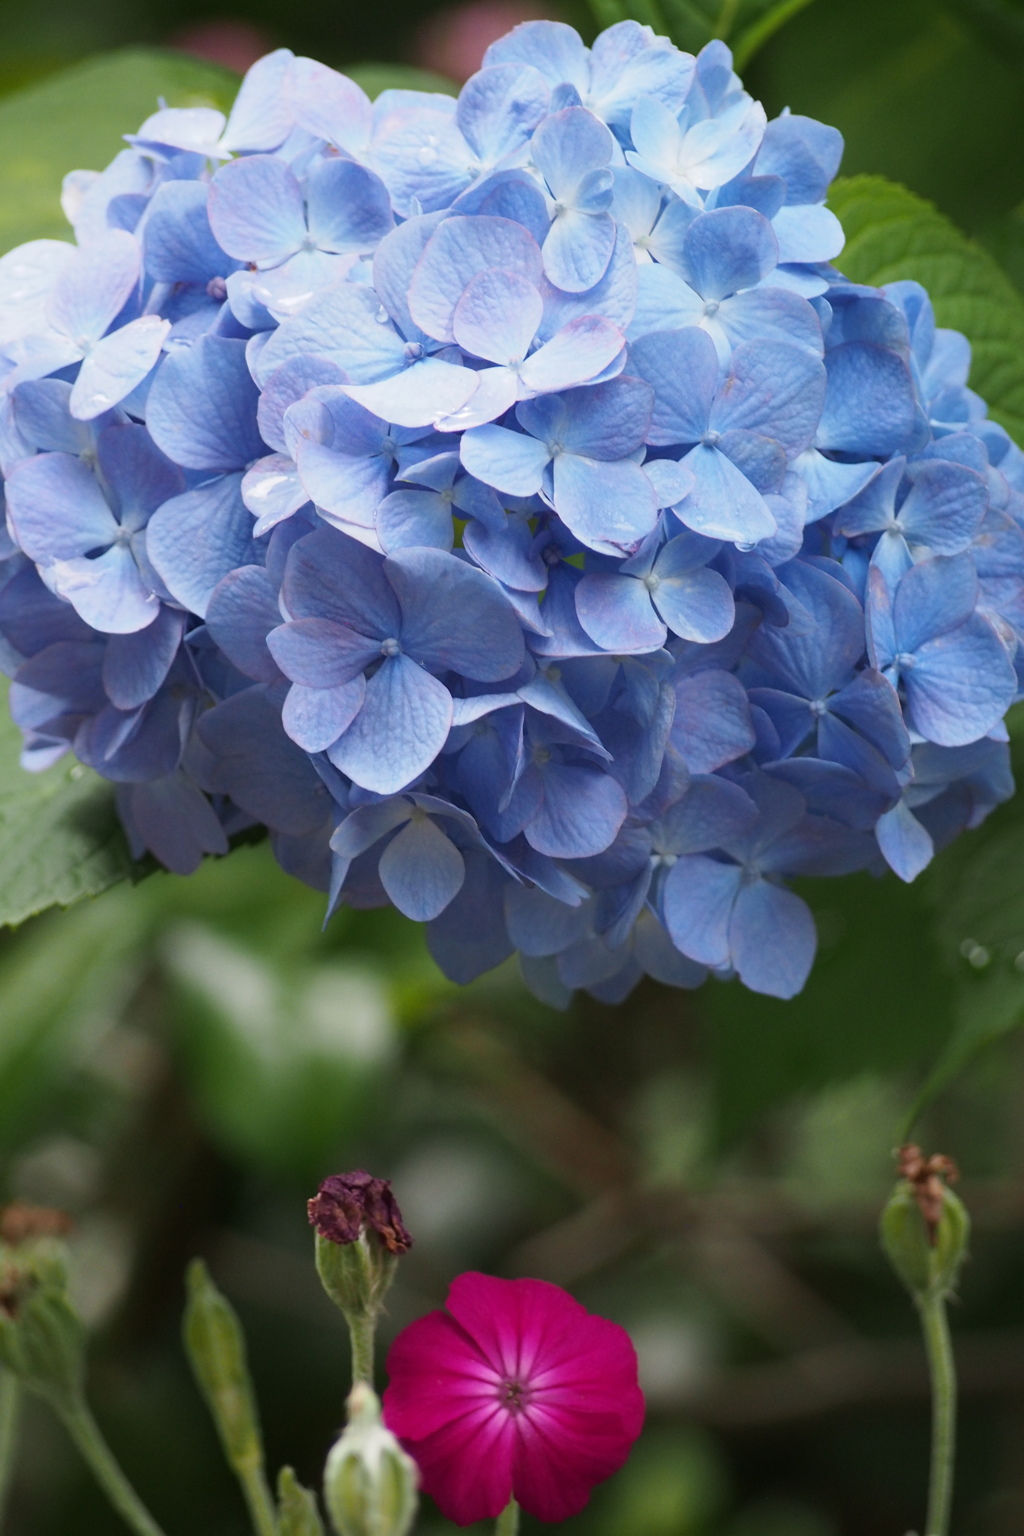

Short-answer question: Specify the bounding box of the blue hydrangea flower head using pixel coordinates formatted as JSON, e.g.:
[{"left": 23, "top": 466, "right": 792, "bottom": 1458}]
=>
[{"left": 0, "top": 21, "right": 1019, "bottom": 1003}]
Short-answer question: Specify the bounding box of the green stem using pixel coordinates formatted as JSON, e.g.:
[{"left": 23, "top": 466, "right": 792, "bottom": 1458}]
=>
[
  {"left": 236, "top": 1458, "right": 279, "bottom": 1536},
  {"left": 715, "top": 0, "right": 741, "bottom": 38},
  {"left": 59, "top": 1400, "right": 167, "bottom": 1536},
  {"left": 495, "top": 1498, "right": 520, "bottom": 1536},
  {"left": 347, "top": 1312, "right": 376, "bottom": 1387},
  {"left": 0, "top": 1369, "right": 21, "bottom": 1529},
  {"left": 918, "top": 1292, "right": 956, "bottom": 1536}
]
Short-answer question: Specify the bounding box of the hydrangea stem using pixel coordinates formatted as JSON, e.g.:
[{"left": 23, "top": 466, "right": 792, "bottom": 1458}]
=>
[
  {"left": 0, "top": 1369, "right": 21, "bottom": 1529},
  {"left": 59, "top": 1401, "right": 167, "bottom": 1536},
  {"left": 495, "top": 1497, "right": 520, "bottom": 1535},
  {"left": 919, "top": 1291, "right": 956, "bottom": 1536}
]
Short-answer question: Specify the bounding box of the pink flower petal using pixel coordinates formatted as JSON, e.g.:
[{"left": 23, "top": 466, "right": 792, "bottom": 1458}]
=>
[
  {"left": 383, "top": 1310, "right": 499, "bottom": 1441},
  {"left": 400, "top": 1397, "right": 516, "bottom": 1524}
]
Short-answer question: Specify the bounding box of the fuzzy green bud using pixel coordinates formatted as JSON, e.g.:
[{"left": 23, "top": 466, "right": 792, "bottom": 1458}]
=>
[
  {"left": 182, "top": 1259, "right": 264, "bottom": 1476},
  {"left": 0, "top": 1230, "right": 84, "bottom": 1412},
  {"left": 314, "top": 1232, "right": 397, "bottom": 1329},
  {"left": 881, "top": 1181, "right": 970, "bottom": 1302},
  {"left": 323, "top": 1383, "right": 418, "bottom": 1536},
  {"left": 278, "top": 1466, "right": 326, "bottom": 1536}
]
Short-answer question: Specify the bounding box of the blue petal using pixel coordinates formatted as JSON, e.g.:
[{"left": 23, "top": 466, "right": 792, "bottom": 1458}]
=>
[
  {"left": 147, "top": 334, "right": 263, "bottom": 471},
  {"left": 553, "top": 453, "right": 658, "bottom": 552},
  {"left": 199, "top": 684, "right": 331, "bottom": 835},
  {"left": 282, "top": 678, "right": 365, "bottom": 751},
  {"left": 460, "top": 423, "right": 552, "bottom": 495},
  {"left": 671, "top": 668, "right": 755, "bottom": 772},
  {"left": 385, "top": 546, "right": 524, "bottom": 680},
  {"left": 104, "top": 605, "right": 184, "bottom": 709},
  {"left": 71, "top": 316, "right": 169, "bottom": 421},
  {"left": 451, "top": 267, "right": 542, "bottom": 365},
  {"left": 426, "top": 848, "right": 514, "bottom": 984},
  {"left": 904, "top": 613, "right": 1017, "bottom": 746},
  {"left": 407, "top": 215, "right": 544, "bottom": 344},
  {"left": 729, "top": 877, "right": 815, "bottom": 998},
  {"left": 267, "top": 617, "right": 380, "bottom": 687},
  {"left": 376, "top": 489, "right": 453, "bottom": 552},
  {"left": 378, "top": 813, "right": 466, "bottom": 920},
  {"left": 629, "top": 326, "right": 717, "bottom": 445},
  {"left": 328, "top": 652, "right": 452, "bottom": 793},
  {"left": 48, "top": 229, "right": 140, "bottom": 347},
  {"left": 205, "top": 564, "right": 282, "bottom": 682},
  {"left": 504, "top": 882, "right": 592, "bottom": 956},
  {"left": 876, "top": 799, "right": 934, "bottom": 882},
  {"left": 683, "top": 206, "right": 778, "bottom": 300},
  {"left": 710, "top": 339, "right": 826, "bottom": 454},
  {"left": 146, "top": 472, "right": 257, "bottom": 617},
  {"left": 282, "top": 524, "right": 400, "bottom": 634},
  {"left": 575, "top": 572, "right": 664, "bottom": 651},
  {"left": 306, "top": 158, "right": 395, "bottom": 254},
  {"left": 815, "top": 342, "right": 917, "bottom": 458},
  {"left": 678, "top": 443, "right": 776, "bottom": 544},
  {"left": 143, "top": 181, "right": 233, "bottom": 285},
  {"left": 6, "top": 451, "right": 117, "bottom": 562},
  {"left": 652, "top": 773, "right": 758, "bottom": 854},
  {"left": 524, "top": 761, "right": 627, "bottom": 858},
  {"left": 456, "top": 61, "right": 550, "bottom": 164},
  {"left": 52, "top": 544, "right": 160, "bottom": 633},
  {"left": 893, "top": 552, "right": 978, "bottom": 653},
  {"left": 662, "top": 852, "right": 740, "bottom": 966}
]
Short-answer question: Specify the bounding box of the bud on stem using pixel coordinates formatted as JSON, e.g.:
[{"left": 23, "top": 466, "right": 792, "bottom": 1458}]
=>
[
  {"left": 278, "top": 1467, "right": 326, "bottom": 1536},
  {"left": 307, "top": 1174, "right": 412, "bottom": 1389},
  {"left": 880, "top": 1146, "right": 968, "bottom": 1536},
  {"left": 183, "top": 1259, "right": 277, "bottom": 1536},
  {"left": 323, "top": 1382, "right": 418, "bottom": 1536}
]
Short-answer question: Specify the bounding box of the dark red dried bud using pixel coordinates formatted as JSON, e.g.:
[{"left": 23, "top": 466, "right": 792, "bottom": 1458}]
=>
[
  {"left": 0, "top": 1204, "right": 72, "bottom": 1246},
  {"left": 896, "top": 1144, "right": 960, "bottom": 1245},
  {"left": 307, "top": 1172, "right": 412, "bottom": 1256}
]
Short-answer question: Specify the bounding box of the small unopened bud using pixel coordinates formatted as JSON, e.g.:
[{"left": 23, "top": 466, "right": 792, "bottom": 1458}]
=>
[
  {"left": 183, "top": 1259, "right": 264, "bottom": 1477},
  {"left": 881, "top": 1145, "right": 970, "bottom": 1301},
  {"left": 0, "top": 1209, "right": 83, "bottom": 1411},
  {"left": 323, "top": 1383, "right": 418, "bottom": 1536},
  {"left": 278, "top": 1466, "right": 326, "bottom": 1536},
  {"left": 309, "top": 1173, "right": 411, "bottom": 1328}
]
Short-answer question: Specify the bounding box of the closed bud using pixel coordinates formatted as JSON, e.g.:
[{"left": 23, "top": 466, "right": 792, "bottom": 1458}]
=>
[
  {"left": 0, "top": 1209, "right": 83, "bottom": 1411},
  {"left": 881, "top": 1146, "right": 970, "bottom": 1302},
  {"left": 183, "top": 1259, "right": 264, "bottom": 1476},
  {"left": 278, "top": 1466, "right": 326, "bottom": 1536},
  {"left": 323, "top": 1383, "right": 418, "bottom": 1536},
  {"left": 314, "top": 1232, "right": 397, "bottom": 1329}
]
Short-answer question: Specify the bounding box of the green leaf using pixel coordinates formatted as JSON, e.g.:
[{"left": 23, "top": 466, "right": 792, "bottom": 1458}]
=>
[
  {"left": 0, "top": 681, "right": 134, "bottom": 928},
  {"left": 828, "top": 173, "right": 1024, "bottom": 443},
  {"left": 0, "top": 48, "right": 238, "bottom": 254}
]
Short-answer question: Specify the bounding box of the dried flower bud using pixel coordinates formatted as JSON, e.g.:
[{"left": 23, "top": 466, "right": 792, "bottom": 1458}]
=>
[
  {"left": 881, "top": 1146, "right": 970, "bottom": 1301},
  {"left": 0, "top": 1204, "right": 72, "bottom": 1246},
  {"left": 309, "top": 1174, "right": 411, "bottom": 1331},
  {"left": 323, "top": 1383, "right": 418, "bottom": 1536},
  {"left": 308, "top": 1174, "right": 412, "bottom": 1256}
]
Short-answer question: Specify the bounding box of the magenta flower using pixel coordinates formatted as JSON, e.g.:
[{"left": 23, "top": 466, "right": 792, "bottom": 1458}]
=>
[{"left": 382, "top": 1271, "right": 644, "bottom": 1525}]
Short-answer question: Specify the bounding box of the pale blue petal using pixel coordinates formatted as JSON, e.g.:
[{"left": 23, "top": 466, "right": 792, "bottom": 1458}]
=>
[
  {"left": 460, "top": 422, "right": 551, "bottom": 495},
  {"left": 525, "top": 761, "right": 627, "bottom": 858},
  {"left": 677, "top": 443, "right": 777, "bottom": 543},
  {"left": 629, "top": 326, "right": 717, "bottom": 444},
  {"left": 47, "top": 229, "right": 140, "bottom": 346},
  {"left": 730, "top": 877, "right": 816, "bottom": 998},
  {"left": 518, "top": 315, "right": 623, "bottom": 393},
  {"left": 343, "top": 358, "right": 481, "bottom": 429},
  {"left": 103, "top": 605, "right": 183, "bottom": 708},
  {"left": 408, "top": 214, "right": 544, "bottom": 344},
  {"left": 70, "top": 315, "right": 169, "bottom": 420},
  {"left": 904, "top": 614, "right": 1017, "bottom": 746},
  {"left": 328, "top": 652, "right": 452, "bottom": 793},
  {"left": 6, "top": 451, "right": 117, "bottom": 562},
  {"left": 385, "top": 546, "right": 524, "bottom": 679},
  {"left": 553, "top": 453, "right": 658, "bottom": 551},
  {"left": 456, "top": 61, "right": 549, "bottom": 164},
  {"left": 451, "top": 267, "right": 542, "bottom": 365},
  {"left": 876, "top": 800, "right": 934, "bottom": 883},
  {"left": 146, "top": 472, "right": 256, "bottom": 617},
  {"left": 662, "top": 853, "right": 740, "bottom": 966},
  {"left": 710, "top": 338, "right": 826, "bottom": 453},
  {"left": 52, "top": 545, "right": 160, "bottom": 634},
  {"left": 147, "top": 334, "right": 263, "bottom": 471},
  {"left": 672, "top": 668, "right": 755, "bottom": 772},
  {"left": 376, "top": 489, "right": 454, "bottom": 552},
  {"left": 306, "top": 158, "right": 395, "bottom": 254},
  {"left": 652, "top": 560, "right": 734, "bottom": 642},
  {"left": 378, "top": 814, "right": 466, "bottom": 920},
  {"left": 542, "top": 208, "right": 616, "bottom": 293},
  {"left": 683, "top": 206, "right": 778, "bottom": 300},
  {"left": 575, "top": 572, "right": 665, "bottom": 651},
  {"left": 208, "top": 154, "right": 306, "bottom": 264},
  {"left": 282, "top": 678, "right": 365, "bottom": 752}
]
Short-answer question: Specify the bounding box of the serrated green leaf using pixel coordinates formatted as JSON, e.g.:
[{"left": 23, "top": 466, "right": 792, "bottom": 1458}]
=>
[
  {"left": 0, "top": 48, "right": 238, "bottom": 255},
  {"left": 828, "top": 173, "right": 1024, "bottom": 443},
  {"left": 0, "top": 681, "right": 134, "bottom": 927}
]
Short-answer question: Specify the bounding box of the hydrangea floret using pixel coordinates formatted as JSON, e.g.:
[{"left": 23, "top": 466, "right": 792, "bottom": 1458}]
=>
[{"left": 0, "top": 23, "right": 1021, "bottom": 1001}]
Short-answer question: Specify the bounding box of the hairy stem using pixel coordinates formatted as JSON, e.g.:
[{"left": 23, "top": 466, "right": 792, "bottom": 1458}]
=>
[
  {"left": 59, "top": 1401, "right": 167, "bottom": 1536},
  {"left": 237, "top": 1458, "right": 279, "bottom": 1536},
  {"left": 919, "top": 1292, "right": 956, "bottom": 1536},
  {"left": 0, "top": 1370, "right": 21, "bottom": 1530},
  {"left": 347, "top": 1312, "right": 376, "bottom": 1387},
  {"left": 495, "top": 1498, "right": 520, "bottom": 1535}
]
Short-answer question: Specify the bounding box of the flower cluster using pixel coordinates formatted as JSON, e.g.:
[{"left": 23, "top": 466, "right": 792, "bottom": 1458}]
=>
[{"left": 0, "top": 23, "right": 1021, "bottom": 1000}]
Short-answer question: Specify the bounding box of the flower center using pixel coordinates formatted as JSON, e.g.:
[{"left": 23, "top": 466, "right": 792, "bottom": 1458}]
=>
[
  {"left": 500, "top": 1379, "right": 529, "bottom": 1413},
  {"left": 702, "top": 299, "right": 720, "bottom": 318},
  {"left": 702, "top": 430, "right": 720, "bottom": 448},
  {"left": 896, "top": 651, "right": 916, "bottom": 671},
  {"left": 380, "top": 638, "right": 401, "bottom": 657}
]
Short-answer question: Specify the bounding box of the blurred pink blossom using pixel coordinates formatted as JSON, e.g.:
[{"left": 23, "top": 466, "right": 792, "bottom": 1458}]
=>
[
  {"left": 170, "top": 19, "right": 275, "bottom": 74},
  {"left": 415, "top": 0, "right": 552, "bottom": 82}
]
